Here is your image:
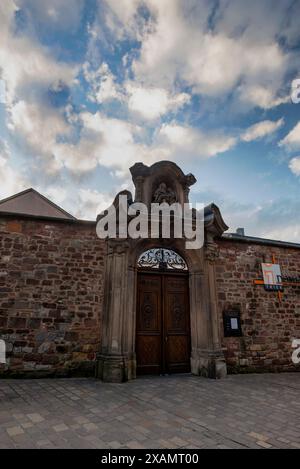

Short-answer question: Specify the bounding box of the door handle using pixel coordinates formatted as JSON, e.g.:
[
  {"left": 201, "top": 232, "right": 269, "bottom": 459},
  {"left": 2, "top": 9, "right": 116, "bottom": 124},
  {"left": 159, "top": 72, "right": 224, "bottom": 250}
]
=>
[{"left": 165, "top": 336, "right": 168, "bottom": 343}]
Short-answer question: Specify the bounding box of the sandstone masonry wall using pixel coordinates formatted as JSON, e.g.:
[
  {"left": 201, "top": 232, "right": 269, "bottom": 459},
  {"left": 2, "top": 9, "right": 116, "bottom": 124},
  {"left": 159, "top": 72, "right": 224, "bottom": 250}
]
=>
[
  {"left": 1, "top": 214, "right": 299, "bottom": 377},
  {"left": 216, "top": 239, "right": 300, "bottom": 373},
  {"left": 0, "top": 216, "right": 106, "bottom": 377}
]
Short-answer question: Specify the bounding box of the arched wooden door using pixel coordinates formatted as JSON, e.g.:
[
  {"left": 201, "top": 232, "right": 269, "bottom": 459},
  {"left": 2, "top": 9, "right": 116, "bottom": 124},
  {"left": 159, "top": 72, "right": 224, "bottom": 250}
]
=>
[{"left": 136, "top": 249, "right": 191, "bottom": 375}]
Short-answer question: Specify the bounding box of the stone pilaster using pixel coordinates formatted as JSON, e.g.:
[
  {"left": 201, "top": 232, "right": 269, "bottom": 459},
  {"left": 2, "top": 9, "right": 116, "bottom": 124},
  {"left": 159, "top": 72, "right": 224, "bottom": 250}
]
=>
[
  {"left": 204, "top": 240, "right": 227, "bottom": 379},
  {"left": 96, "top": 240, "right": 132, "bottom": 382}
]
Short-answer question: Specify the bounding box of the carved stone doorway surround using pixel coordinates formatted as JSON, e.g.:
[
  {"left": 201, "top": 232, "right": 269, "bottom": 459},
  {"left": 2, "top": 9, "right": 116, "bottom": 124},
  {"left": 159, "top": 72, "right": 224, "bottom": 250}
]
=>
[{"left": 96, "top": 161, "right": 228, "bottom": 382}]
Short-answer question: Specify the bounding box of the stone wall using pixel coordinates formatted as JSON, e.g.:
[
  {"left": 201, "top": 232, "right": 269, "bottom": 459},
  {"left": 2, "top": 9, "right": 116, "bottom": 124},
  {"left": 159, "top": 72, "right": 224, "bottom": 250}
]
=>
[
  {"left": 1, "top": 213, "right": 299, "bottom": 378},
  {"left": 216, "top": 239, "right": 300, "bottom": 373},
  {"left": 0, "top": 216, "right": 106, "bottom": 377}
]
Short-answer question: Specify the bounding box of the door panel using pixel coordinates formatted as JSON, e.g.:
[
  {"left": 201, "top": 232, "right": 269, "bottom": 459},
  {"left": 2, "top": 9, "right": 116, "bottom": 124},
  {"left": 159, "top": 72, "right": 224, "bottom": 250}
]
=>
[
  {"left": 136, "top": 274, "right": 162, "bottom": 374},
  {"left": 164, "top": 276, "right": 190, "bottom": 373},
  {"left": 136, "top": 272, "right": 190, "bottom": 375}
]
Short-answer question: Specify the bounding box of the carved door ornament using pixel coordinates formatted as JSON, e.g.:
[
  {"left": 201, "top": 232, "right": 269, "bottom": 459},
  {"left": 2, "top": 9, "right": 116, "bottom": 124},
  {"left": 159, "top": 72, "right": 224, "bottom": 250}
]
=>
[
  {"left": 141, "top": 293, "right": 155, "bottom": 329},
  {"left": 153, "top": 182, "right": 177, "bottom": 204},
  {"left": 137, "top": 248, "right": 188, "bottom": 271}
]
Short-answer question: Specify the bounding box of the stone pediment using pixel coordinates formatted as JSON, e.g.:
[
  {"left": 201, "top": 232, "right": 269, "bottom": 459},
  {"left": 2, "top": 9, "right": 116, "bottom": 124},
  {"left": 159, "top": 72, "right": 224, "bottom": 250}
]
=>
[{"left": 130, "top": 161, "right": 196, "bottom": 207}]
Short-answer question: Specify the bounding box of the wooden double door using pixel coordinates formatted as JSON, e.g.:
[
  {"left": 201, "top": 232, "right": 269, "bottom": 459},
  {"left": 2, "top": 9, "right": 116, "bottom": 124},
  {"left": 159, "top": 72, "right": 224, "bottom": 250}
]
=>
[{"left": 136, "top": 272, "right": 191, "bottom": 375}]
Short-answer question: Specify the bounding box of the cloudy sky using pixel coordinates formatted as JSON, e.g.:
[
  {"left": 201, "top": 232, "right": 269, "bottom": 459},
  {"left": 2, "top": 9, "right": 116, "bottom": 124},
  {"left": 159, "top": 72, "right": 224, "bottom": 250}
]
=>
[{"left": 0, "top": 0, "right": 300, "bottom": 242}]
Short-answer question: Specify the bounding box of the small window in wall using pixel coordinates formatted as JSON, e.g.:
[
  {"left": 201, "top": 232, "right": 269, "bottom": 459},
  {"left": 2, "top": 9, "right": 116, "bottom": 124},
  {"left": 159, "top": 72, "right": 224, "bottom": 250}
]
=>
[{"left": 137, "top": 248, "right": 188, "bottom": 271}]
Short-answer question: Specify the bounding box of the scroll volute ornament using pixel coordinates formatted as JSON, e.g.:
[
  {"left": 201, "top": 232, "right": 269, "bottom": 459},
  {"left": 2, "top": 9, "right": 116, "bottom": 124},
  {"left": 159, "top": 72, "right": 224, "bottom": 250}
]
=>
[
  {"left": 205, "top": 241, "right": 220, "bottom": 264},
  {"left": 204, "top": 203, "right": 228, "bottom": 263}
]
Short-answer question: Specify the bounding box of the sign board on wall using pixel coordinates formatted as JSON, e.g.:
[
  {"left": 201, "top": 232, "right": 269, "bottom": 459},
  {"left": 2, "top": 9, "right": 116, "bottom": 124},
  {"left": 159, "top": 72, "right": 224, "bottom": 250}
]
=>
[
  {"left": 261, "top": 263, "right": 283, "bottom": 292},
  {"left": 254, "top": 258, "right": 300, "bottom": 302},
  {"left": 223, "top": 311, "right": 242, "bottom": 337}
]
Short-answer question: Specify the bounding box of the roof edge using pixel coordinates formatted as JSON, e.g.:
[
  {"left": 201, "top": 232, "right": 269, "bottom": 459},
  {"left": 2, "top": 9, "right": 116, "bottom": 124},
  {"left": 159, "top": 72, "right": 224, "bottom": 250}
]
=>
[
  {"left": 0, "top": 188, "right": 76, "bottom": 220},
  {"left": 0, "top": 211, "right": 95, "bottom": 225},
  {"left": 221, "top": 232, "right": 300, "bottom": 250}
]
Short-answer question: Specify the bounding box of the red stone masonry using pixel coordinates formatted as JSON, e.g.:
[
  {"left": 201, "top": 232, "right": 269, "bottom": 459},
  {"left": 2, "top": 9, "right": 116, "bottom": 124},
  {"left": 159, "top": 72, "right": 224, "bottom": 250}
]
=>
[
  {"left": 0, "top": 215, "right": 106, "bottom": 377},
  {"left": 216, "top": 238, "right": 300, "bottom": 373},
  {"left": 0, "top": 212, "right": 299, "bottom": 377}
]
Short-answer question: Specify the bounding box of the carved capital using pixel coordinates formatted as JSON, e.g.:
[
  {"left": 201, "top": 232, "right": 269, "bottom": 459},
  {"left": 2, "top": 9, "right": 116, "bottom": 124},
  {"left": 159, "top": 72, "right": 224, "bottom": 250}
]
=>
[
  {"left": 107, "top": 239, "right": 130, "bottom": 255},
  {"left": 205, "top": 241, "right": 219, "bottom": 264}
]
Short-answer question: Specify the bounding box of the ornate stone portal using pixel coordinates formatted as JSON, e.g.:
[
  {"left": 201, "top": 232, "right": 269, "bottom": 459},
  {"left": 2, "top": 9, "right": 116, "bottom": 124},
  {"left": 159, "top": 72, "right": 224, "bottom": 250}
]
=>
[{"left": 96, "top": 161, "right": 228, "bottom": 382}]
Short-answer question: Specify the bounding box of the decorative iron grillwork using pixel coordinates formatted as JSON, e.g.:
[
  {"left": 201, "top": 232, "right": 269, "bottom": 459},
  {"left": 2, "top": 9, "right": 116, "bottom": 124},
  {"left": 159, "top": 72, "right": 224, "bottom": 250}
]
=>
[{"left": 137, "top": 248, "right": 188, "bottom": 271}]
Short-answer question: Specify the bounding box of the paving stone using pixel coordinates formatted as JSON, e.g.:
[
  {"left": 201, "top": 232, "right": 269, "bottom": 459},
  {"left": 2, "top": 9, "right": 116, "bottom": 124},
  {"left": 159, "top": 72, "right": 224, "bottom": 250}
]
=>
[
  {"left": 0, "top": 374, "right": 299, "bottom": 449},
  {"left": 21, "top": 422, "right": 34, "bottom": 429},
  {"left": 83, "top": 423, "right": 98, "bottom": 432},
  {"left": 6, "top": 426, "right": 24, "bottom": 437},
  {"left": 53, "top": 423, "right": 69, "bottom": 433},
  {"left": 256, "top": 440, "right": 273, "bottom": 449},
  {"left": 126, "top": 441, "right": 146, "bottom": 449},
  {"left": 248, "top": 432, "right": 269, "bottom": 442},
  {"left": 27, "top": 413, "right": 44, "bottom": 423},
  {"left": 291, "top": 442, "right": 300, "bottom": 449}
]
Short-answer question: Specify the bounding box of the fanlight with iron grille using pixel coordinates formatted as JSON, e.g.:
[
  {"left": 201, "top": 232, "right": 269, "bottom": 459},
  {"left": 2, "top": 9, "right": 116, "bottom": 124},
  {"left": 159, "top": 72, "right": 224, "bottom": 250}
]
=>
[{"left": 137, "top": 248, "right": 188, "bottom": 271}]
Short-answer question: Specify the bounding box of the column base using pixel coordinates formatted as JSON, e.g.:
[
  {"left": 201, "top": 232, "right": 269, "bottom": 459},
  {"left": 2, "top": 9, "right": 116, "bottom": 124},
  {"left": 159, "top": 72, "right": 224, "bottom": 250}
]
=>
[
  {"left": 95, "top": 354, "right": 136, "bottom": 383},
  {"left": 191, "top": 349, "right": 227, "bottom": 379}
]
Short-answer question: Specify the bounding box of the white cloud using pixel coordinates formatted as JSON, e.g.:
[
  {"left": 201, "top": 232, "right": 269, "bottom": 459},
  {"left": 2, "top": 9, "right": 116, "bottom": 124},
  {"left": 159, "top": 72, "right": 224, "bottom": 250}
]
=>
[
  {"left": 194, "top": 185, "right": 300, "bottom": 243},
  {"left": 80, "top": 111, "right": 166, "bottom": 174},
  {"left": 0, "top": 1, "right": 77, "bottom": 107},
  {"left": 0, "top": 139, "right": 10, "bottom": 167},
  {"left": 158, "top": 122, "right": 237, "bottom": 159},
  {"left": 1, "top": 0, "right": 299, "bottom": 235},
  {"left": 238, "top": 85, "right": 289, "bottom": 109},
  {"left": 0, "top": 163, "right": 28, "bottom": 200},
  {"left": 126, "top": 83, "right": 190, "bottom": 120},
  {"left": 289, "top": 157, "right": 300, "bottom": 176},
  {"left": 53, "top": 110, "right": 236, "bottom": 178},
  {"left": 77, "top": 188, "right": 113, "bottom": 220},
  {"left": 41, "top": 186, "right": 68, "bottom": 207},
  {"left": 0, "top": 139, "right": 29, "bottom": 199},
  {"left": 279, "top": 122, "right": 300, "bottom": 150},
  {"left": 54, "top": 111, "right": 158, "bottom": 176},
  {"left": 260, "top": 224, "right": 300, "bottom": 244},
  {"left": 52, "top": 113, "right": 237, "bottom": 179},
  {"left": 29, "top": 184, "right": 114, "bottom": 221},
  {"left": 8, "top": 100, "right": 70, "bottom": 174},
  {"left": 83, "top": 62, "right": 123, "bottom": 104},
  {"left": 101, "top": 0, "right": 144, "bottom": 40},
  {"left": 82, "top": 61, "right": 191, "bottom": 119},
  {"left": 54, "top": 137, "right": 99, "bottom": 174},
  {"left": 81, "top": 112, "right": 142, "bottom": 169},
  {"left": 129, "top": 0, "right": 289, "bottom": 108},
  {"left": 30, "top": 184, "right": 113, "bottom": 221},
  {"left": 241, "top": 118, "right": 284, "bottom": 142},
  {"left": 0, "top": 1, "right": 79, "bottom": 178},
  {"left": 253, "top": 197, "right": 300, "bottom": 243},
  {"left": 15, "top": 0, "right": 85, "bottom": 32},
  {"left": 185, "top": 36, "right": 285, "bottom": 97}
]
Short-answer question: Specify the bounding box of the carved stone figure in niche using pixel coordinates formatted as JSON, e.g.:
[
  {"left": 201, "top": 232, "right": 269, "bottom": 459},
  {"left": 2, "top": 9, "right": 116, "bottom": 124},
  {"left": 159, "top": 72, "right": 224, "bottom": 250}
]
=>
[{"left": 153, "top": 183, "right": 177, "bottom": 204}]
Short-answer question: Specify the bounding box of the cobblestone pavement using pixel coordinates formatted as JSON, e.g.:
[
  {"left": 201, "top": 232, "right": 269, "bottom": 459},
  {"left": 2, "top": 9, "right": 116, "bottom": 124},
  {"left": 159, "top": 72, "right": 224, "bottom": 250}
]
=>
[{"left": 0, "top": 373, "right": 299, "bottom": 449}]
